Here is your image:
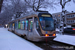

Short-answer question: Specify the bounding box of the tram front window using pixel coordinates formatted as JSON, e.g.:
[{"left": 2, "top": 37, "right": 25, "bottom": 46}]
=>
[{"left": 39, "top": 17, "right": 54, "bottom": 31}]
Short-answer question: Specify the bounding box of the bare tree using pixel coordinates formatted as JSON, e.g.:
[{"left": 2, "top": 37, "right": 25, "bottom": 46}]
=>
[
  {"left": 3, "top": 0, "right": 28, "bottom": 14},
  {"left": 59, "top": 0, "right": 75, "bottom": 35},
  {"left": 24, "top": 0, "right": 59, "bottom": 11},
  {"left": 10, "top": 0, "right": 28, "bottom": 14},
  {"left": 0, "top": 0, "right": 3, "bottom": 13},
  {"left": 0, "top": 0, "right": 28, "bottom": 25}
]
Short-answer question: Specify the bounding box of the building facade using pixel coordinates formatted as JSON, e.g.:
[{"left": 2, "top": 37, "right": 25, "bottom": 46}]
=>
[
  {"left": 66, "top": 12, "right": 75, "bottom": 27},
  {"left": 52, "top": 12, "right": 61, "bottom": 28},
  {"left": 52, "top": 11, "right": 70, "bottom": 28}
]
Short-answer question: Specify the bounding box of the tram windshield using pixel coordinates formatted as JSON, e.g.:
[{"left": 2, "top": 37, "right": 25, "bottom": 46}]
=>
[{"left": 39, "top": 17, "right": 54, "bottom": 31}]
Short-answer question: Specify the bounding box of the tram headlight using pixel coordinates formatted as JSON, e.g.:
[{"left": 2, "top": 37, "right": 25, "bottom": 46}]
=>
[
  {"left": 53, "top": 34, "right": 56, "bottom": 36},
  {"left": 45, "top": 34, "right": 49, "bottom": 37}
]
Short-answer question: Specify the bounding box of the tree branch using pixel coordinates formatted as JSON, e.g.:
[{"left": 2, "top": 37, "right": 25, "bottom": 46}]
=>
[
  {"left": 36, "top": 0, "right": 41, "bottom": 11},
  {"left": 64, "top": 0, "right": 71, "bottom": 6},
  {"left": 60, "top": 0, "right": 62, "bottom": 5}
]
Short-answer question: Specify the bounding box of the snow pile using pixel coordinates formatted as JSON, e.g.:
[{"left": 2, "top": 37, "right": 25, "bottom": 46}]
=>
[
  {"left": 0, "top": 28, "right": 43, "bottom": 50},
  {"left": 56, "top": 28, "right": 60, "bottom": 31},
  {"left": 54, "top": 34, "right": 75, "bottom": 46}
]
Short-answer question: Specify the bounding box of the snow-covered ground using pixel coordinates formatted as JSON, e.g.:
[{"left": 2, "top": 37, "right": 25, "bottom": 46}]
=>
[
  {"left": 0, "top": 28, "right": 43, "bottom": 50},
  {"left": 54, "top": 28, "right": 75, "bottom": 46},
  {"left": 54, "top": 34, "right": 75, "bottom": 46},
  {"left": 0, "top": 27, "right": 75, "bottom": 50}
]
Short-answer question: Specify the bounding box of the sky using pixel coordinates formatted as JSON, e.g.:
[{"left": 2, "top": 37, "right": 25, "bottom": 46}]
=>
[
  {"left": 49, "top": 0, "right": 75, "bottom": 14},
  {"left": 1, "top": 0, "right": 75, "bottom": 14}
]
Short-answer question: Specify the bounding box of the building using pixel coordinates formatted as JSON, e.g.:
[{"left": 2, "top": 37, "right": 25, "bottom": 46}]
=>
[
  {"left": 52, "top": 10, "right": 70, "bottom": 28},
  {"left": 66, "top": 12, "right": 75, "bottom": 27}
]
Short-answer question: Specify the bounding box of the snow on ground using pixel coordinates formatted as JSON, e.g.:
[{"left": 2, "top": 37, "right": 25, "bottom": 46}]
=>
[
  {"left": 55, "top": 28, "right": 75, "bottom": 46},
  {"left": 0, "top": 28, "right": 43, "bottom": 50},
  {"left": 56, "top": 28, "right": 60, "bottom": 31},
  {"left": 54, "top": 34, "right": 75, "bottom": 46}
]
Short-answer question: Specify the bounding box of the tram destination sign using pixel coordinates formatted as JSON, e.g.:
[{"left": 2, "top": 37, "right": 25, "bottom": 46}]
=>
[{"left": 41, "top": 14, "right": 51, "bottom": 17}]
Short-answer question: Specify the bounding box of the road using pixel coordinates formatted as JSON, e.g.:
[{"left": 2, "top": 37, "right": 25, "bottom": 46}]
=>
[{"left": 21, "top": 33, "right": 75, "bottom": 50}]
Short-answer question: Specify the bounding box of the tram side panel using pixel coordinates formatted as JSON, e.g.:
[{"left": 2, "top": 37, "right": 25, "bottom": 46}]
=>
[
  {"left": 10, "top": 18, "right": 37, "bottom": 41},
  {"left": 25, "top": 17, "right": 40, "bottom": 41},
  {"left": 8, "top": 23, "right": 13, "bottom": 31},
  {"left": 14, "top": 20, "right": 28, "bottom": 36},
  {"left": 27, "top": 17, "right": 42, "bottom": 41}
]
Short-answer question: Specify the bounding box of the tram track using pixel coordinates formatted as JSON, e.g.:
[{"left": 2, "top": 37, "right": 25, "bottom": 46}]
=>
[
  {"left": 31, "top": 41, "right": 75, "bottom": 50},
  {"left": 11, "top": 31, "right": 75, "bottom": 50}
]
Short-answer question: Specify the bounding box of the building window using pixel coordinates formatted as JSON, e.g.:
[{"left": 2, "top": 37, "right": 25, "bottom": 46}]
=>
[
  {"left": 72, "top": 15, "right": 74, "bottom": 17},
  {"left": 67, "top": 15, "right": 68, "bottom": 18},
  {"left": 74, "top": 14, "right": 75, "bottom": 17},
  {"left": 71, "top": 15, "right": 72, "bottom": 17},
  {"left": 74, "top": 20, "right": 75, "bottom": 22},
  {"left": 68, "top": 20, "right": 75, "bottom": 23},
  {"left": 58, "top": 15, "right": 60, "bottom": 17},
  {"left": 67, "top": 14, "right": 75, "bottom": 18}
]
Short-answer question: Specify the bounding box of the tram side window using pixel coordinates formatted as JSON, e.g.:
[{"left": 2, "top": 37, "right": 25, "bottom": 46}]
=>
[
  {"left": 15, "top": 22, "right": 17, "bottom": 29},
  {"left": 10, "top": 23, "right": 13, "bottom": 28},
  {"left": 35, "top": 18, "right": 40, "bottom": 30},
  {"left": 29, "top": 20, "right": 33, "bottom": 32},
  {"left": 23, "top": 21, "right": 25, "bottom": 30},
  {"left": 8, "top": 23, "right": 10, "bottom": 28},
  {"left": 36, "top": 21, "right": 39, "bottom": 29},
  {"left": 18, "top": 20, "right": 21, "bottom": 29},
  {"left": 13, "top": 23, "right": 15, "bottom": 29},
  {"left": 26, "top": 20, "right": 28, "bottom": 30},
  {"left": 9, "top": 23, "right": 12, "bottom": 28},
  {"left": 21, "top": 21, "right": 25, "bottom": 29},
  {"left": 24, "top": 20, "right": 26, "bottom": 30}
]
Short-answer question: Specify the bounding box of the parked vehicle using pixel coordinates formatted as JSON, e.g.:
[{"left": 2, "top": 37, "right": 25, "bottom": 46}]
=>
[{"left": 64, "top": 27, "right": 75, "bottom": 33}]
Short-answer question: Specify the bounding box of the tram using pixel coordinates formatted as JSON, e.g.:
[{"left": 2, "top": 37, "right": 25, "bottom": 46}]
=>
[{"left": 8, "top": 11, "right": 56, "bottom": 42}]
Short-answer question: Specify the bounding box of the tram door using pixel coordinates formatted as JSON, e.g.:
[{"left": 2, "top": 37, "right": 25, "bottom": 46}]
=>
[{"left": 28, "top": 18, "right": 33, "bottom": 39}]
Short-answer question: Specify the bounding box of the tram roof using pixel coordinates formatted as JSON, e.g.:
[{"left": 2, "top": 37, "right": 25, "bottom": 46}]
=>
[
  {"left": 20, "top": 11, "right": 49, "bottom": 18},
  {"left": 9, "top": 11, "right": 50, "bottom": 23},
  {"left": 15, "top": 11, "right": 49, "bottom": 19}
]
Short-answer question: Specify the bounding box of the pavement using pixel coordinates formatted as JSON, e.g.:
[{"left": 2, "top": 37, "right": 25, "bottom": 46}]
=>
[
  {"left": 0, "top": 27, "right": 75, "bottom": 50},
  {"left": 54, "top": 34, "right": 75, "bottom": 46},
  {"left": 55, "top": 28, "right": 75, "bottom": 46},
  {"left": 0, "top": 27, "right": 43, "bottom": 50}
]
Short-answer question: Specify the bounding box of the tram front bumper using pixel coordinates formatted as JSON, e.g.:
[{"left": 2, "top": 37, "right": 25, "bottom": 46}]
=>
[{"left": 41, "top": 36, "right": 56, "bottom": 41}]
